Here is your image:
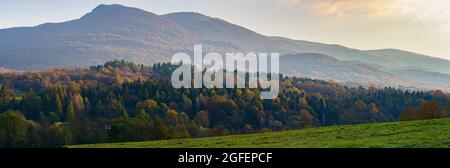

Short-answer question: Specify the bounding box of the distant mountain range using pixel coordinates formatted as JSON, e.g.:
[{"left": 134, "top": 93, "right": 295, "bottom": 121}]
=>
[
  {"left": 0, "top": 4, "right": 449, "bottom": 91},
  {"left": 281, "top": 53, "right": 410, "bottom": 86}
]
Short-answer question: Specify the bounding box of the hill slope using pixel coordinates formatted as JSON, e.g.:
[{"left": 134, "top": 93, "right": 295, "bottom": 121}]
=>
[
  {"left": 1, "top": 4, "right": 450, "bottom": 90},
  {"left": 70, "top": 118, "right": 450, "bottom": 148},
  {"left": 1, "top": 4, "right": 450, "bottom": 72},
  {"left": 0, "top": 4, "right": 201, "bottom": 70},
  {"left": 366, "top": 49, "right": 450, "bottom": 74},
  {"left": 392, "top": 69, "right": 450, "bottom": 88},
  {"left": 280, "top": 53, "right": 425, "bottom": 88}
]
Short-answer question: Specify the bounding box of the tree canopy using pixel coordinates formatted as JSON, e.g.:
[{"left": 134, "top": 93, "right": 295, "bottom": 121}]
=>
[{"left": 0, "top": 60, "right": 448, "bottom": 147}]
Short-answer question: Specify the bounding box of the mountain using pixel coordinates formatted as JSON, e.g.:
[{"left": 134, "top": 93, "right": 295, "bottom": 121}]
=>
[
  {"left": 365, "top": 49, "right": 450, "bottom": 74},
  {"left": 163, "top": 12, "right": 264, "bottom": 50},
  {"left": 280, "top": 53, "right": 395, "bottom": 82},
  {"left": 279, "top": 53, "right": 440, "bottom": 89},
  {"left": 0, "top": 4, "right": 450, "bottom": 91},
  {"left": 161, "top": 12, "right": 399, "bottom": 65},
  {"left": 391, "top": 69, "right": 450, "bottom": 88},
  {"left": 162, "top": 12, "right": 291, "bottom": 52},
  {"left": 0, "top": 4, "right": 201, "bottom": 70}
]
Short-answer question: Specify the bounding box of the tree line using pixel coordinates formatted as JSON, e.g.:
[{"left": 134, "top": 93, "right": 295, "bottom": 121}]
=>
[{"left": 0, "top": 60, "right": 449, "bottom": 147}]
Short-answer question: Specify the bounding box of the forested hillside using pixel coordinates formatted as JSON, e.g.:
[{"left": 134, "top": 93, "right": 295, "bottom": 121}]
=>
[{"left": 0, "top": 60, "right": 449, "bottom": 147}]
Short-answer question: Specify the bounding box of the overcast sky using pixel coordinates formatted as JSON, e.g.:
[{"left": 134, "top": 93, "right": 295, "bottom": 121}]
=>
[{"left": 1, "top": 0, "right": 449, "bottom": 60}]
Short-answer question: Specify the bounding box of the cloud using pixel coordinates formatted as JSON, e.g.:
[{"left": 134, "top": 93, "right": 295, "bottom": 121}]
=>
[
  {"left": 279, "top": 0, "right": 402, "bottom": 17},
  {"left": 278, "top": 0, "right": 450, "bottom": 27},
  {"left": 405, "top": 0, "right": 450, "bottom": 26},
  {"left": 313, "top": 0, "right": 401, "bottom": 17}
]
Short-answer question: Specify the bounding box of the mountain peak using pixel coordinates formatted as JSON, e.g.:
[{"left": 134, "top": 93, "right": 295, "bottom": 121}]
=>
[
  {"left": 92, "top": 4, "right": 135, "bottom": 12},
  {"left": 82, "top": 4, "right": 157, "bottom": 19},
  {"left": 94, "top": 4, "right": 125, "bottom": 9},
  {"left": 164, "top": 12, "right": 215, "bottom": 21}
]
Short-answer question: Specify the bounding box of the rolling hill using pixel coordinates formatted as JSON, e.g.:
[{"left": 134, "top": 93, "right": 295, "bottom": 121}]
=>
[
  {"left": 280, "top": 53, "right": 427, "bottom": 88},
  {"left": 366, "top": 49, "right": 450, "bottom": 74},
  {"left": 69, "top": 118, "right": 450, "bottom": 148},
  {"left": 392, "top": 69, "right": 450, "bottom": 88},
  {"left": 1, "top": 4, "right": 450, "bottom": 90}
]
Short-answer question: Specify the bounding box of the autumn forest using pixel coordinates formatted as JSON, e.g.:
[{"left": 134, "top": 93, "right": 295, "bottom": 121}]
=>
[{"left": 0, "top": 60, "right": 449, "bottom": 147}]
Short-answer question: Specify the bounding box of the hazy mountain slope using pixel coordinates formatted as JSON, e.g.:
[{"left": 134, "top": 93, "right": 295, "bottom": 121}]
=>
[
  {"left": 391, "top": 69, "right": 450, "bottom": 88},
  {"left": 279, "top": 53, "right": 423, "bottom": 88},
  {"left": 163, "top": 13, "right": 450, "bottom": 76},
  {"left": 0, "top": 4, "right": 201, "bottom": 70},
  {"left": 280, "top": 53, "right": 450, "bottom": 91},
  {"left": 366, "top": 49, "right": 450, "bottom": 74},
  {"left": 1, "top": 4, "right": 449, "bottom": 73},
  {"left": 271, "top": 37, "right": 394, "bottom": 65},
  {"left": 0, "top": 4, "right": 449, "bottom": 91},
  {"left": 162, "top": 12, "right": 276, "bottom": 52},
  {"left": 162, "top": 13, "right": 394, "bottom": 65}
]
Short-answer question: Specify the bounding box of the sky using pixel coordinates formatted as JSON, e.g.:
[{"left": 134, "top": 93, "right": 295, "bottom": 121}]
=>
[{"left": 1, "top": 0, "right": 449, "bottom": 60}]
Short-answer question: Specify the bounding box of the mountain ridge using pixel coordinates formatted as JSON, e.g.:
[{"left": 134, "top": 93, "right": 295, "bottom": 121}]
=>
[
  {"left": 279, "top": 53, "right": 444, "bottom": 90},
  {"left": 0, "top": 4, "right": 449, "bottom": 91}
]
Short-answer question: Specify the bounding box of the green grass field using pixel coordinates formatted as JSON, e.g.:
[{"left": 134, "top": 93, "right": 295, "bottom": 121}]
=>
[{"left": 69, "top": 118, "right": 450, "bottom": 148}]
